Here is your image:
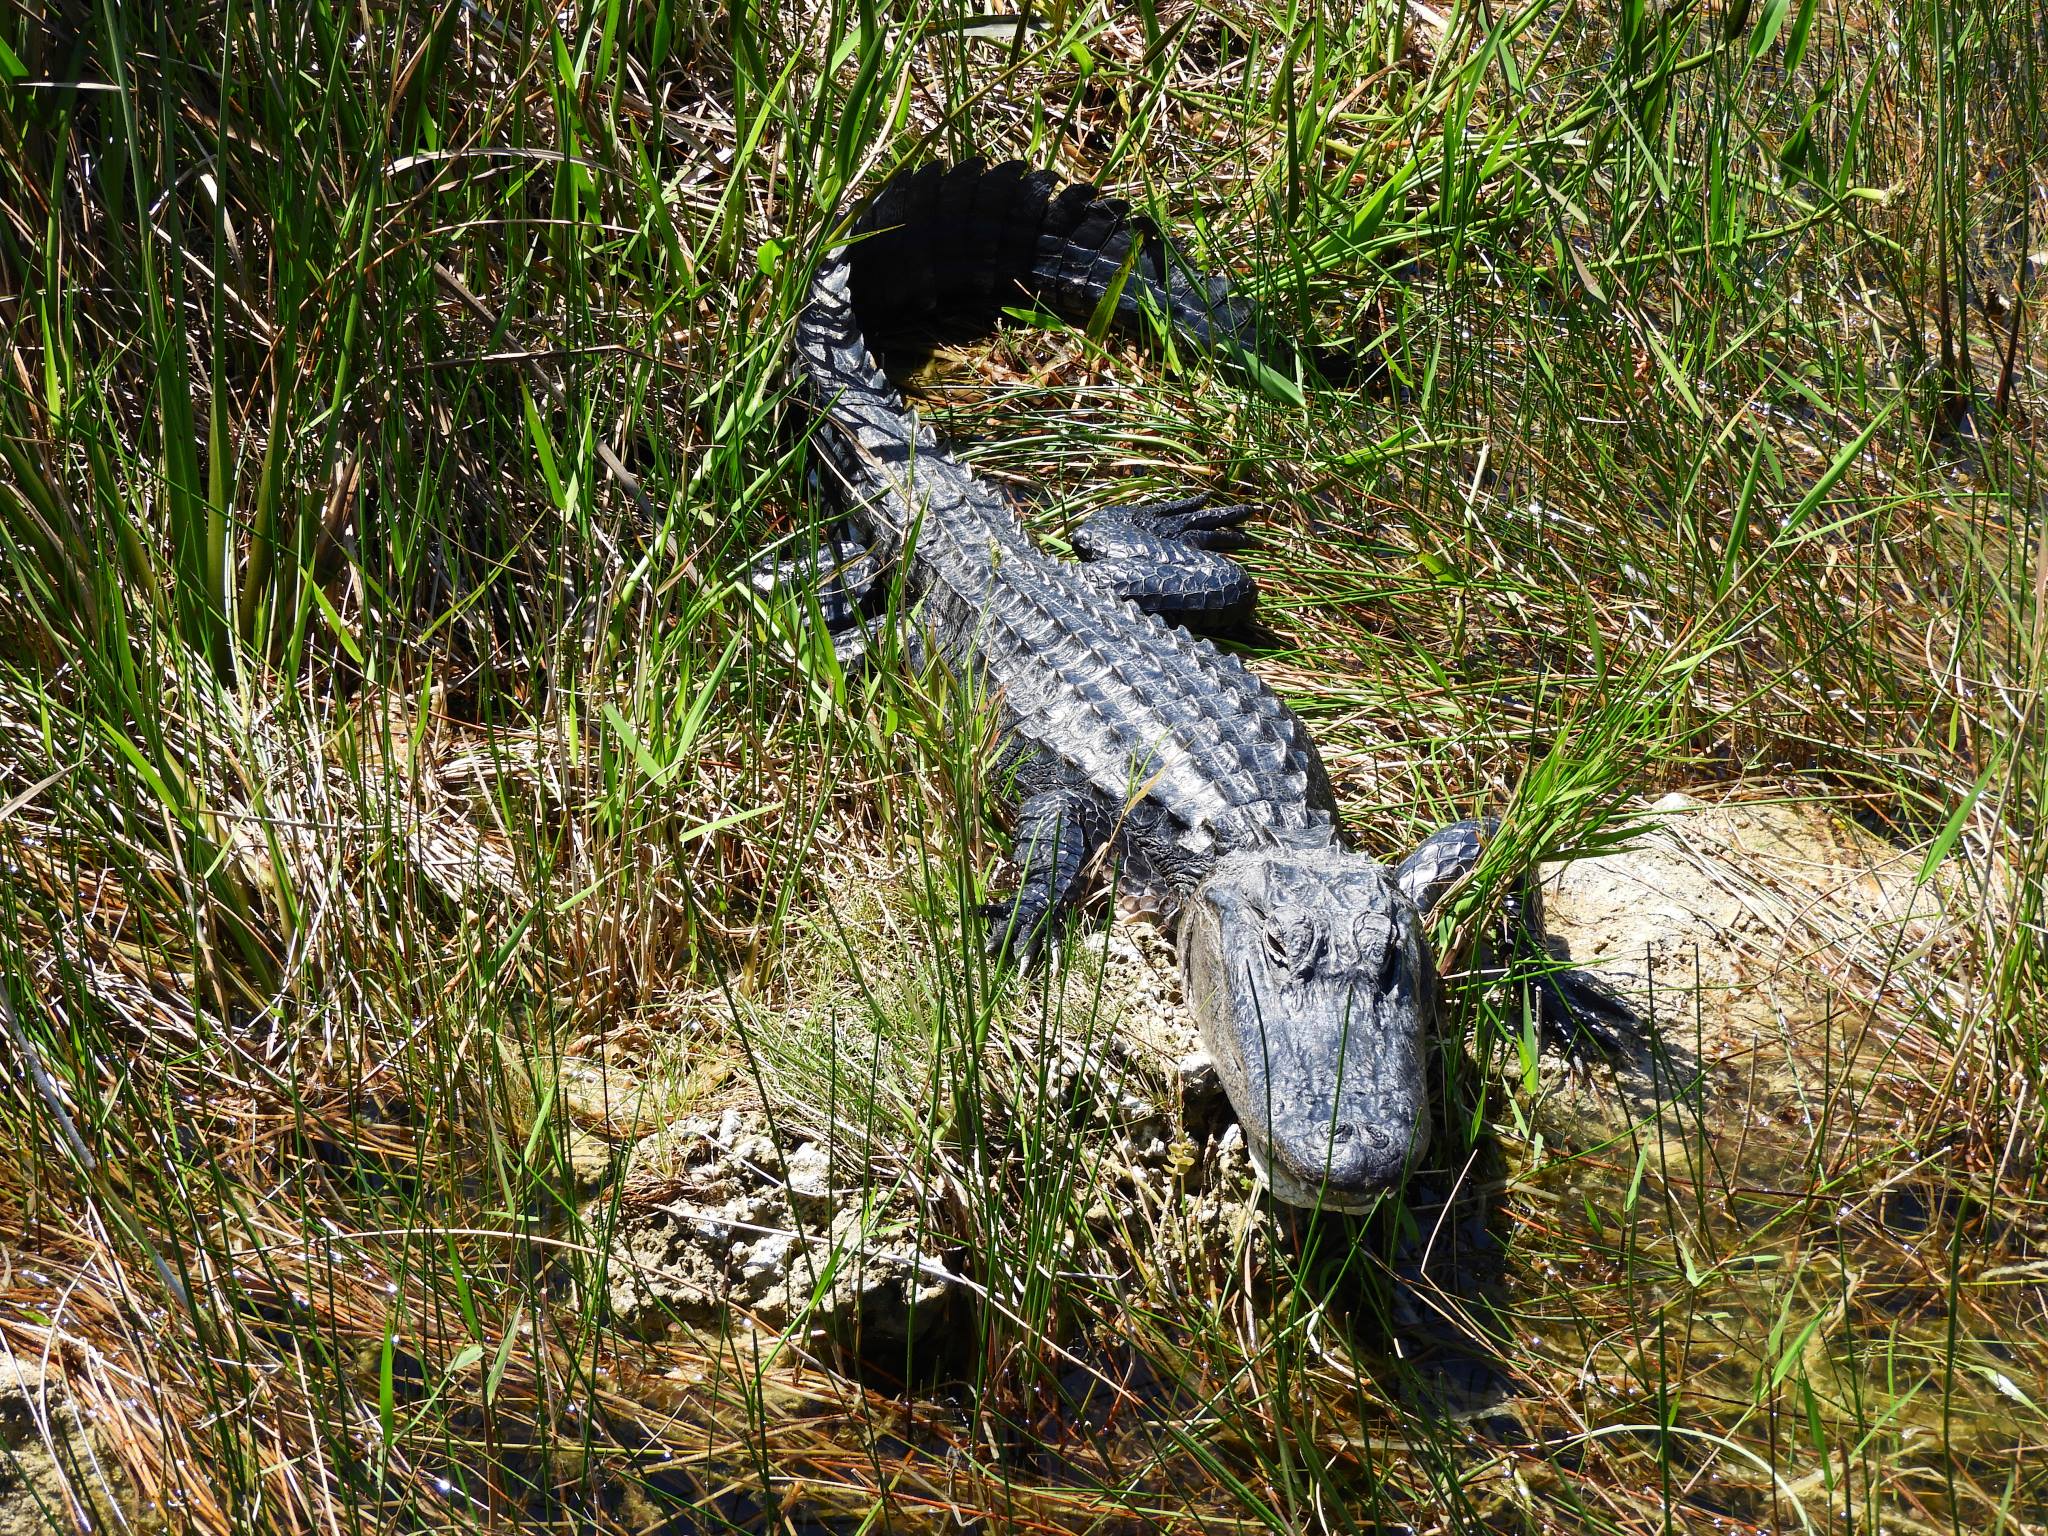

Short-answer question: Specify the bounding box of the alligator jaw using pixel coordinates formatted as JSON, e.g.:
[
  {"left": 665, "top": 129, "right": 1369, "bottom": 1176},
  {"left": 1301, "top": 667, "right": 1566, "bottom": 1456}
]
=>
[
  {"left": 1179, "top": 847, "right": 1437, "bottom": 1211},
  {"left": 1241, "top": 1138, "right": 1385, "bottom": 1215}
]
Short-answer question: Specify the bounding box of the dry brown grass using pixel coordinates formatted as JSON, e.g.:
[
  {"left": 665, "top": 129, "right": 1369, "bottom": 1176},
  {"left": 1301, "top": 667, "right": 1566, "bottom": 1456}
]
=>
[{"left": 0, "top": 0, "right": 2043, "bottom": 1530}]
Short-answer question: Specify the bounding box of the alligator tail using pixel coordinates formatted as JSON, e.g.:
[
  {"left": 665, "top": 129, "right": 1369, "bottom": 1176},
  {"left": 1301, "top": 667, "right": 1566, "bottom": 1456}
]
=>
[
  {"left": 789, "top": 159, "right": 1342, "bottom": 545},
  {"left": 842, "top": 158, "right": 1323, "bottom": 378}
]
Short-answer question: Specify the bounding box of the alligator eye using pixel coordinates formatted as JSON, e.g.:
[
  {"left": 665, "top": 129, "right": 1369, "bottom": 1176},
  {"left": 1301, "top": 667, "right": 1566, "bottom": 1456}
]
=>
[
  {"left": 1266, "top": 918, "right": 1322, "bottom": 978},
  {"left": 1345, "top": 912, "right": 1395, "bottom": 981}
]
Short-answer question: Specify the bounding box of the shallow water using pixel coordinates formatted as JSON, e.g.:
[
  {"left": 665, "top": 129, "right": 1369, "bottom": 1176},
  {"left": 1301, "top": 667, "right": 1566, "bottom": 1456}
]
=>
[{"left": 1460, "top": 793, "right": 2048, "bottom": 1530}]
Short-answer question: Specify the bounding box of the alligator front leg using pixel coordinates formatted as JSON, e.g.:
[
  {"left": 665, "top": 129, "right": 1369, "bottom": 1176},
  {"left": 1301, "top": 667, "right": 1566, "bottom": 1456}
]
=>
[
  {"left": 982, "top": 784, "right": 1107, "bottom": 965},
  {"left": 748, "top": 522, "right": 885, "bottom": 666},
  {"left": 1072, "top": 494, "right": 1257, "bottom": 631},
  {"left": 1395, "top": 819, "right": 1634, "bottom": 1050}
]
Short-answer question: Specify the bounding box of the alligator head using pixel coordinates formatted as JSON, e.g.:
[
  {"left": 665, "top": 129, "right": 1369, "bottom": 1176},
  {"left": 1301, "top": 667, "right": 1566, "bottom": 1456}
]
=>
[{"left": 1179, "top": 847, "right": 1437, "bottom": 1212}]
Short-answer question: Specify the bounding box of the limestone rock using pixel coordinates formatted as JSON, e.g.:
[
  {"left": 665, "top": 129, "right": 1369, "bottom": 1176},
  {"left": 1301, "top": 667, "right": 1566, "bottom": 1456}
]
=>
[
  {"left": 0, "top": 1345, "right": 139, "bottom": 1536},
  {"left": 595, "top": 1116, "right": 958, "bottom": 1357},
  {"left": 1534, "top": 790, "right": 1992, "bottom": 1169}
]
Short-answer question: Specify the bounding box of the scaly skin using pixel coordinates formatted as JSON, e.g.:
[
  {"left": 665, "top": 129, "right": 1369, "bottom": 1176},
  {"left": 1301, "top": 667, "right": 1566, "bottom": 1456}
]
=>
[{"left": 784, "top": 161, "right": 1605, "bottom": 1211}]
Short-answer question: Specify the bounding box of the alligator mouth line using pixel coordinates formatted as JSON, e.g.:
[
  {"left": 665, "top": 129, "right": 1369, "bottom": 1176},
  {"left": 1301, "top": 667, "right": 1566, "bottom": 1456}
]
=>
[{"left": 1241, "top": 1137, "right": 1389, "bottom": 1215}]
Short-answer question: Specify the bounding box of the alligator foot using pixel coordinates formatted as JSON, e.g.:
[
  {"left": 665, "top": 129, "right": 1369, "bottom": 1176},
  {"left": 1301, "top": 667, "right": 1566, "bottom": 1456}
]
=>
[
  {"left": 1072, "top": 494, "right": 1258, "bottom": 631},
  {"left": 977, "top": 894, "right": 1057, "bottom": 967},
  {"left": 980, "top": 782, "right": 1105, "bottom": 968},
  {"left": 1396, "top": 818, "right": 1638, "bottom": 1062}
]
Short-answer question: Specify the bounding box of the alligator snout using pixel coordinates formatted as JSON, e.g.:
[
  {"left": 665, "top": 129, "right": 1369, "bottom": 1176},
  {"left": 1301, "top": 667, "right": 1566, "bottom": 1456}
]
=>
[
  {"left": 1242, "top": 1112, "right": 1419, "bottom": 1212},
  {"left": 1326, "top": 1120, "right": 1408, "bottom": 1191},
  {"left": 1274, "top": 1118, "right": 1416, "bottom": 1207}
]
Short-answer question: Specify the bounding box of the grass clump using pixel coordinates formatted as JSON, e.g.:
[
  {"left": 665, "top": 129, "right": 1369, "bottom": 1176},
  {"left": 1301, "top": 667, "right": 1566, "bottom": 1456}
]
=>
[{"left": 0, "top": 0, "right": 2042, "bottom": 1531}]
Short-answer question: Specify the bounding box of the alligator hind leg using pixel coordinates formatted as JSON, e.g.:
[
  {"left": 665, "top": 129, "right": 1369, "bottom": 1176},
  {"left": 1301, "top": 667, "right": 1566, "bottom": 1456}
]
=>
[
  {"left": 1395, "top": 819, "right": 1635, "bottom": 1052},
  {"left": 1072, "top": 494, "right": 1258, "bottom": 631},
  {"left": 749, "top": 522, "right": 884, "bottom": 667}
]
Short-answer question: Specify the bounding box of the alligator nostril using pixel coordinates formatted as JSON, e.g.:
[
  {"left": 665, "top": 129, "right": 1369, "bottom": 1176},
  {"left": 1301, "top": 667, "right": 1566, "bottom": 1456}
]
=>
[{"left": 1330, "top": 1123, "right": 1357, "bottom": 1147}]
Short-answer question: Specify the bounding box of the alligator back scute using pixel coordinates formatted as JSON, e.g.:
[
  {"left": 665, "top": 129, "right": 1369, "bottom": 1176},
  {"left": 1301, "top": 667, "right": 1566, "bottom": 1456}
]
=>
[{"left": 795, "top": 158, "right": 1340, "bottom": 895}]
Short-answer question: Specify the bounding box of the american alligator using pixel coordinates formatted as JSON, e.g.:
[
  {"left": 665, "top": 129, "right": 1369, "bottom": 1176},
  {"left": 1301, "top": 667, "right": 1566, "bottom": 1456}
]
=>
[{"left": 779, "top": 159, "right": 1618, "bottom": 1212}]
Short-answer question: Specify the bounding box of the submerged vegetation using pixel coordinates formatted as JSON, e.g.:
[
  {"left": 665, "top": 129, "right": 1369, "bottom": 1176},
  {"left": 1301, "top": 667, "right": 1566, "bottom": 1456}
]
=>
[{"left": 0, "top": 0, "right": 2042, "bottom": 1530}]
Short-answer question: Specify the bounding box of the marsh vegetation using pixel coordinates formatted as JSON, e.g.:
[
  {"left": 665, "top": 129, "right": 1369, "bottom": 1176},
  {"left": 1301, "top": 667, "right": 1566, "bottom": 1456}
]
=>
[{"left": 0, "top": 0, "right": 2042, "bottom": 1530}]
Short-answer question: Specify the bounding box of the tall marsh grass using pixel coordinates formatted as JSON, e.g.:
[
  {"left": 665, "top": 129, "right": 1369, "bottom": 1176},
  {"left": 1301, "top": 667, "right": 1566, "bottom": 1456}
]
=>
[{"left": 0, "top": 0, "right": 2041, "bottom": 1529}]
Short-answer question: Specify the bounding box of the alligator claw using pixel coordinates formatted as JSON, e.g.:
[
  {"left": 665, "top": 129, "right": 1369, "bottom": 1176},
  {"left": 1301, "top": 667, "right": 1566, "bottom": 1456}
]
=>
[
  {"left": 746, "top": 525, "right": 883, "bottom": 656},
  {"left": 977, "top": 897, "right": 1056, "bottom": 968},
  {"left": 1120, "top": 493, "right": 1256, "bottom": 550},
  {"left": 1531, "top": 966, "right": 1637, "bottom": 1062},
  {"left": 1070, "top": 495, "right": 1260, "bottom": 628}
]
